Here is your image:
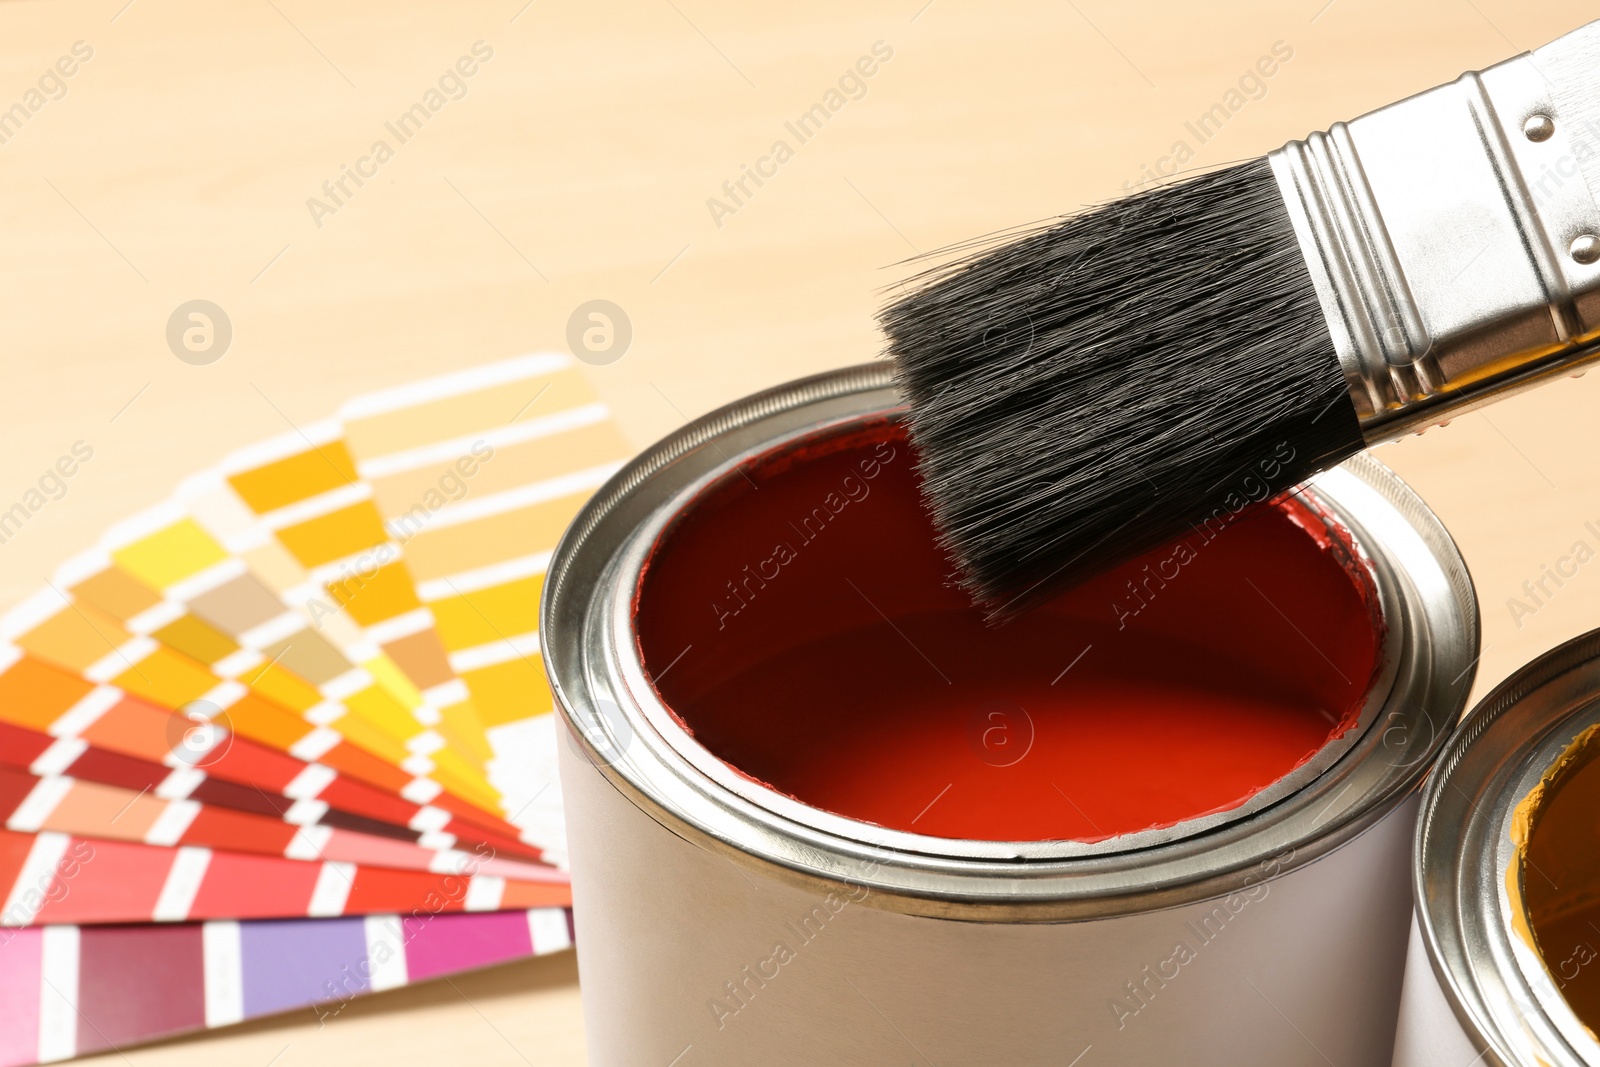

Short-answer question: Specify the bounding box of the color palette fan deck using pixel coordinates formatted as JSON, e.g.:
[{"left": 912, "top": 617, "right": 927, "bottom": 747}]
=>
[{"left": 0, "top": 355, "right": 628, "bottom": 1063}]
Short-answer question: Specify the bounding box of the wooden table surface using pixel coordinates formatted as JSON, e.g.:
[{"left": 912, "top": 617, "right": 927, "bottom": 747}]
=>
[{"left": 0, "top": 0, "right": 1593, "bottom": 1062}]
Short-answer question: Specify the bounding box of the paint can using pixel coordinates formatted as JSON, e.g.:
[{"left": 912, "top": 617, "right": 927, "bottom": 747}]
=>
[
  {"left": 1393, "top": 629, "right": 1600, "bottom": 1066},
  {"left": 542, "top": 363, "right": 1478, "bottom": 1066}
]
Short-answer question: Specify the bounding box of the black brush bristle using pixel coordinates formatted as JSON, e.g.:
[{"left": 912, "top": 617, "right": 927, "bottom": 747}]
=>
[{"left": 884, "top": 159, "right": 1365, "bottom": 618}]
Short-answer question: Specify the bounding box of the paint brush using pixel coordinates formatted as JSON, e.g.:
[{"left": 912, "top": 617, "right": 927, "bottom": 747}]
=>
[{"left": 884, "top": 19, "right": 1600, "bottom": 617}]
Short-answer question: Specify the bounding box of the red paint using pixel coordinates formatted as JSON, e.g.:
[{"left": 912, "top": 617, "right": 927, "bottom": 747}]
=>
[
  {"left": 70, "top": 748, "right": 173, "bottom": 796},
  {"left": 187, "top": 848, "right": 323, "bottom": 919},
  {"left": 0, "top": 722, "right": 51, "bottom": 768},
  {"left": 0, "top": 769, "right": 35, "bottom": 822},
  {"left": 186, "top": 805, "right": 298, "bottom": 853},
  {"left": 29, "top": 834, "right": 169, "bottom": 925},
  {"left": 0, "top": 830, "right": 572, "bottom": 925},
  {"left": 197, "top": 728, "right": 305, "bottom": 790},
  {"left": 634, "top": 419, "right": 1382, "bottom": 842},
  {"left": 0, "top": 832, "right": 31, "bottom": 891},
  {"left": 340, "top": 866, "right": 449, "bottom": 915},
  {"left": 188, "top": 776, "right": 301, "bottom": 819}
]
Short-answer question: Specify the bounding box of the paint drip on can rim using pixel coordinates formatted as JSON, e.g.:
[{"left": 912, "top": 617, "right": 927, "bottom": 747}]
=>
[{"left": 542, "top": 364, "right": 1479, "bottom": 1066}]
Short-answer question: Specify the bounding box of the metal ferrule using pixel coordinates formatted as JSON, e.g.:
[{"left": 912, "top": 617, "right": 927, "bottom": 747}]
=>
[{"left": 1270, "top": 20, "right": 1600, "bottom": 442}]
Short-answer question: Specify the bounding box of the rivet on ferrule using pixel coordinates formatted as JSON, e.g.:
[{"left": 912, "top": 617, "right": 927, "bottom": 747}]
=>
[{"left": 1269, "top": 20, "right": 1600, "bottom": 444}]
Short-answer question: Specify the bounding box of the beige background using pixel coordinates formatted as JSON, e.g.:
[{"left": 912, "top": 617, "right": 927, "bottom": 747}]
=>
[{"left": 0, "top": 0, "right": 1587, "bottom": 1062}]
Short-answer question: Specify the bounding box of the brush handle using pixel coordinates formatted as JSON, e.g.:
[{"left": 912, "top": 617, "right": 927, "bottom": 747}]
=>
[{"left": 1268, "top": 20, "right": 1600, "bottom": 442}]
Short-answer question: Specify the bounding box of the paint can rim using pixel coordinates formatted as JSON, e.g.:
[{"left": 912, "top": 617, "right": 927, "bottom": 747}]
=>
[{"left": 544, "top": 363, "right": 1479, "bottom": 920}]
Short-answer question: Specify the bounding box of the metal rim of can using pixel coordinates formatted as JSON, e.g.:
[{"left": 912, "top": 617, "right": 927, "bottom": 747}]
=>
[
  {"left": 1415, "top": 628, "right": 1600, "bottom": 1066},
  {"left": 542, "top": 363, "right": 1480, "bottom": 921}
]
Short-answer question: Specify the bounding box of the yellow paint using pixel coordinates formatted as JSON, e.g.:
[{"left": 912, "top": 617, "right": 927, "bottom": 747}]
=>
[
  {"left": 428, "top": 750, "right": 503, "bottom": 810},
  {"left": 431, "top": 574, "right": 544, "bottom": 651},
  {"left": 323, "top": 709, "right": 410, "bottom": 764},
  {"left": 12, "top": 601, "right": 133, "bottom": 672},
  {"left": 228, "top": 442, "right": 359, "bottom": 514},
  {"left": 360, "top": 654, "right": 491, "bottom": 767},
  {"left": 324, "top": 560, "right": 421, "bottom": 624},
  {"left": 243, "top": 659, "right": 322, "bottom": 712},
  {"left": 150, "top": 613, "right": 240, "bottom": 666},
  {"left": 343, "top": 682, "right": 426, "bottom": 741},
  {"left": 277, "top": 502, "right": 390, "bottom": 568},
  {"left": 363, "top": 654, "right": 422, "bottom": 708},
  {"left": 1509, "top": 724, "right": 1600, "bottom": 948},
  {"left": 111, "top": 518, "right": 230, "bottom": 588},
  {"left": 111, "top": 646, "right": 218, "bottom": 706},
  {"left": 439, "top": 701, "right": 494, "bottom": 765},
  {"left": 69, "top": 565, "right": 162, "bottom": 620},
  {"left": 1508, "top": 722, "right": 1600, "bottom": 1045},
  {"left": 462, "top": 658, "right": 554, "bottom": 728}
]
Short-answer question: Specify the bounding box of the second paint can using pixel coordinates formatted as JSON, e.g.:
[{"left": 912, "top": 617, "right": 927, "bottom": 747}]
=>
[{"left": 1394, "top": 628, "right": 1600, "bottom": 1066}]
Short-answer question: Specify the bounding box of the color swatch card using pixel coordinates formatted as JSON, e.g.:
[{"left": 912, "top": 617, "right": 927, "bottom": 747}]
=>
[
  {"left": 0, "top": 764, "right": 562, "bottom": 882},
  {"left": 0, "top": 719, "right": 542, "bottom": 866},
  {"left": 177, "top": 445, "right": 497, "bottom": 776},
  {"left": 0, "top": 610, "right": 523, "bottom": 843},
  {"left": 0, "top": 829, "right": 569, "bottom": 926},
  {"left": 0, "top": 908, "right": 573, "bottom": 1065},
  {"left": 0, "top": 355, "right": 628, "bottom": 1063},
  {"left": 44, "top": 529, "right": 502, "bottom": 813},
  {"left": 340, "top": 354, "right": 629, "bottom": 856}
]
